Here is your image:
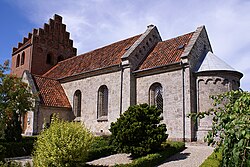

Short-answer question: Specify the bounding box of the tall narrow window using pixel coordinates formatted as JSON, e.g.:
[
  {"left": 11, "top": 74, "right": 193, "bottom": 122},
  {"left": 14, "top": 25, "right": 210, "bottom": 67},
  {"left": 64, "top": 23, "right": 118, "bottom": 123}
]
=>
[
  {"left": 21, "top": 52, "right": 25, "bottom": 65},
  {"left": 73, "top": 90, "right": 81, "bottom": 117},
  {"left": 16, "top": 54, "right": 20, "bottom": 67},
  {"left": 97, "top": 85, "right": 108, "bottom": 120},
  {"left": 149, "top": 83, "right": 163, "bottom": 111},
  {"left": 46, "top": 53, "right": 52, "bottom": 65}
]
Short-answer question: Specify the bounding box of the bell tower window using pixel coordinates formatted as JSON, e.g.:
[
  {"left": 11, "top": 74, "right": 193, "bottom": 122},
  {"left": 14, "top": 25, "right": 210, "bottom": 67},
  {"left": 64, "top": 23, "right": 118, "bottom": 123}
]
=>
[
  {"left": 46, "top": 53, "right": 52, "bottom": 65},
  {"left": 16, "top": 54, "right": 20, "bottom": 68},
  {"left": 21, "top": 52, "right": 25, "bottom": 65}
]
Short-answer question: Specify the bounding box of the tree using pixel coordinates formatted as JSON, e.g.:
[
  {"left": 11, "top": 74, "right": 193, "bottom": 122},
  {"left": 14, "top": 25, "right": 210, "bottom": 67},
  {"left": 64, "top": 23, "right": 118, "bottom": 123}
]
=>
[
  {"left": 0, "top": 61, "right": 34, "bottom": 141},
  {"left": 194, "top": 90, "right": 250, "bottom": 167},
  {"left": 109, "top": 103, "right": 168, "bottom": 157},
  {"left": 33, "top": 115, "right": 93, "bottom": 167}
]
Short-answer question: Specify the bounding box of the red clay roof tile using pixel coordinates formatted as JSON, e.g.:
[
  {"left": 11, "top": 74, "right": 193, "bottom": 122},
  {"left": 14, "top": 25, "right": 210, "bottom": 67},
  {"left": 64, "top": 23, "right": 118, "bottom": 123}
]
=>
[
  {"left": 43, "top": 34, "right": 141, "bottom": 79},
  {"left": 32, "top": 75, "right": 71, "bottom": 108},
  {"left": 138, "top": 32, "right": 194, "bottom": 70}
]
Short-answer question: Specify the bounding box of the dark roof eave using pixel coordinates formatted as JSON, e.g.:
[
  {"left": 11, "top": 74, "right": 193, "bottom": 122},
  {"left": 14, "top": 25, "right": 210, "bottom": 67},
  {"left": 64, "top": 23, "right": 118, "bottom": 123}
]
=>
[
  {"left": 133, "top": 61, "right": 182, "bottom": 77},
  {"left": 12, "top": 43, "right": 32, "bottom": 55},
  {"left": 40, "top": 104, "right": 72, "bottom": 109},
  {"left": 58, "top": 64, "right": 121, "bottom": 83},
  {"left": 196, "top": 70, "right": 243, "bottom": 79}
]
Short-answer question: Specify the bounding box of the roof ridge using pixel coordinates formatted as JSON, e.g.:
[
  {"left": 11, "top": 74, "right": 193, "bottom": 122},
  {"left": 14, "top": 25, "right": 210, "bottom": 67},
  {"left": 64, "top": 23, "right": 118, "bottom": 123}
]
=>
[
  {"left": 33, "top": 74, "right": 58, "bottom": 81},
  {"left": 43, "top": 33, "right": 142, "bottom": 79},
  {"left": 161, "top": 31, "right": 194, "bottom": 43},
  {"left": 77, "top": 34, "right": 142, "bottom": 57},
  {"left": 138, "top": 30, "right": 194, "bottom": 71}
]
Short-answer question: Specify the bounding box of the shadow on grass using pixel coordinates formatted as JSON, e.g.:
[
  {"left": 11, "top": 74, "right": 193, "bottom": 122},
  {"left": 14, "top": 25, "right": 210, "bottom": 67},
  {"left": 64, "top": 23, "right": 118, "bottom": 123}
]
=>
[{"left": 161, "top": 151, "right": 190, "bottom": 163}]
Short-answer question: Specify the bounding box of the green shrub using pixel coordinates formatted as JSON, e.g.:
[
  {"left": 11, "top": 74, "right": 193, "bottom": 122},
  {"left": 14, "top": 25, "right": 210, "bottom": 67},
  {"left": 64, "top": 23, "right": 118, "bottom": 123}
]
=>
[
  {"left": 110, "top": 104, "right": 168, "bottom": 157},
  {"left": 88, "top": 145, "right": 116, "bottom": 162},
  {"left": 192, "top": 90, "right": 250, "bottom": 167},
  {"left": 21, "top": 136, "right": 37, "bottom": 143},
  {"left": 0, "top": 161, "right": 22, "bottom": 167},
  {"left": 33, "top": 116, "right": 93, "bottom": 167},
  {"left": 0, "top": 145, "right": 6, "bottom": 161},
  {"left": 87, "top": 136, "right": 116, "bottom": 161},
  {"left": 0, "top": 139, "right": 34, "bottom": 158},
  {"left": 90, "top": 136, "right": 110, "bottom": 150},
  {"left": 4, "top": 113, "right": 22, "bottom": 142}
]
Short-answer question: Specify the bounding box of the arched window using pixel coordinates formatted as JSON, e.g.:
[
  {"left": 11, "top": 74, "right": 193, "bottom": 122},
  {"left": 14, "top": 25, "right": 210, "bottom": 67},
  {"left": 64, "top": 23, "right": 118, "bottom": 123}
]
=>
[
  {"left": 16, "top": 54, "right": 20, "bottom": 67},
  {"left": 21, "top": 52, "right": 25, "bottom": 65},
  {"left": 97, "top": 85, "right": 108, "bottom": 119},
  {"left": 149, "top": 83, "right": 163, "bottom": 111},
  {"left": 57, "top": 55, "right": 64, "bottom": 63},
  {"left": 73, "top": 90, "right": 81, "bottom": 117},
  {"left": 46, "top": 53, "right": 52, "bottom": 65}
]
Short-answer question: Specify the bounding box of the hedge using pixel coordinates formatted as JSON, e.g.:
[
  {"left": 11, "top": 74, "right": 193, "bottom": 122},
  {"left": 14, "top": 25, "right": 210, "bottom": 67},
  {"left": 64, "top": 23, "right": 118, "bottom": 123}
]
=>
[
  {"left": 115, "top": 141, "right": 185, "bottom": 167},
  {"left": 87, "top": 136, "right": 116, "bottom": 161},
  {"left": 0, "top": 136, "right": 36, "bottom": 159}
]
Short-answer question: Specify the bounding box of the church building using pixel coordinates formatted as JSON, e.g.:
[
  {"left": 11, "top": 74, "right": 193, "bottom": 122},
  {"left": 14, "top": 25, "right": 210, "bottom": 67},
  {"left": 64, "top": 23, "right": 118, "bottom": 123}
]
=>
[{"left": 11, "top": 14, "right": 243, "bottom": 142}]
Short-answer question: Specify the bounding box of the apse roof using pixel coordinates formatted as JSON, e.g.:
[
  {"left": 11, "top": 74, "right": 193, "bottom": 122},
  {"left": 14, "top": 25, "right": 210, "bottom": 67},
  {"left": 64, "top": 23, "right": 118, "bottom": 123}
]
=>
[{"left": 197, "top": 51, "right": 237, "bottom": 72}]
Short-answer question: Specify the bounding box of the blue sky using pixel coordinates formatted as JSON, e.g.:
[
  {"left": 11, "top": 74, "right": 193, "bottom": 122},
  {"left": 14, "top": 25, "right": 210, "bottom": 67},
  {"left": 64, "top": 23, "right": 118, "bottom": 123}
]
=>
[{"left": 0, "top": 0, "right": 249, "bottom": 91}]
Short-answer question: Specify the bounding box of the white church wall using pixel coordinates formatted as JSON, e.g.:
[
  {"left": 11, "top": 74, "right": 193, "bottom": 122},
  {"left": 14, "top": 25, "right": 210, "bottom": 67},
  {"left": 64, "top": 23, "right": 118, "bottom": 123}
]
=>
[
  {"left": 61, "top": 71, "right": 121, "bottom": 135},
  {"left": 37, "top": 106, "right": 73, "bottom": 133},
  {"left": 196, "top": 72, "right": 241, "bottom": 141},
  {"left": 136, "top": 69, "right": 186, "bottom": 140}
]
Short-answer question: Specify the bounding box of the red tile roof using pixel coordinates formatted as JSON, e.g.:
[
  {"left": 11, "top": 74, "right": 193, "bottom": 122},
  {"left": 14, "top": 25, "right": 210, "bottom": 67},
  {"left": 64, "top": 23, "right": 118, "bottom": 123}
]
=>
[
  {"left": 43, "top": 34, "right": 141, "bottom": 79},
  {"left": 33, "top": 75, "right": 71, "bottom": 108},
  {"left": 138, "top": 32, "right": 194, "bottom": 70}
]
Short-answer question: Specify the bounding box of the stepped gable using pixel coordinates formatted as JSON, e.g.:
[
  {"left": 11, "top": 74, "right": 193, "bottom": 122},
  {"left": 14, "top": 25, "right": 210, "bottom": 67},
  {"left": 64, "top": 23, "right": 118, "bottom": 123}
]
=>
[
  {"left": 11, "top": 14, "right": 77, "bottom": 77},
  {"left": 32, "top": 75, "right": 71, "bottom": 108},
  {"left": 13, "top": 14, "right": 76, "bottom": 56},
  {"left": 43, "top": 34, "right": 141, "bottom": 79},
  {"left": 12, "top": 33, "right": 33, "bottom": 54},
  {"left": 12, "top": 39, "right": 32, "bottom": 53},
  {"left": 31, "top": 14, "right": 77, "bottom": 56},
  {"left": 138, "top": 32, "right": 194, "bottom": 70}
]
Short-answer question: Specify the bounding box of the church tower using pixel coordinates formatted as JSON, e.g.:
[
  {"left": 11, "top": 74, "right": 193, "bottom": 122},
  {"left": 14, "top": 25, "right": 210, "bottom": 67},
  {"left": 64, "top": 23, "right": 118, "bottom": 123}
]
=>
[{"left": 11, "top": 14, "right": 77, "bottom": 77}]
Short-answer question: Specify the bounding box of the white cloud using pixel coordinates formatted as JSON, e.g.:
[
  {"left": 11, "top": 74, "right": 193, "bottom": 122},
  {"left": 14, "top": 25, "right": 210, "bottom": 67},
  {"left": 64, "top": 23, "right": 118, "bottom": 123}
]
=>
[{"left": 9, "top": 0, "right": 250, "bottom": 90}]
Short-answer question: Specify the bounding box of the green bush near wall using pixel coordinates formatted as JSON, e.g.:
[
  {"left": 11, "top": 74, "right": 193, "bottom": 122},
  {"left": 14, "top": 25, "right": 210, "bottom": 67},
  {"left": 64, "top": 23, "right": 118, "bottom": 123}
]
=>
[
  {"left": 87, "top": 136, "right": 116, "bottom": 161},
  {"left": 0, "top": 145, "right": 6, "bottom": 161},
  {"left": 0, "top": 136, "right": 36, "bottom": 159},
  {"left": 110, "top": 104, "right": 168, "bottom": 157},
  {"left": 33, "top": 117, "right": 94, "bottom": 167}
]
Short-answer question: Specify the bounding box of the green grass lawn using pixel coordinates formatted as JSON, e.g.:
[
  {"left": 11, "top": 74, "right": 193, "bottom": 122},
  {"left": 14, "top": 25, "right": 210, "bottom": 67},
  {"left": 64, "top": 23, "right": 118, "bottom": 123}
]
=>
[
  {"left": 200, "top": 149, "right": 222, "bottom": 167},
  {"left": 86, "top": 139, "right": 185, "bottom": 167}
]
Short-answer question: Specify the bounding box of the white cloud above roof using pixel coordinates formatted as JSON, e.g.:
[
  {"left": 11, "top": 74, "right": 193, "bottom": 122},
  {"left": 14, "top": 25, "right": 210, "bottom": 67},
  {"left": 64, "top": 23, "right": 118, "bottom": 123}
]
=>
[{"left": 4, "top": 0, "right": 250, "bottom": 91}]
